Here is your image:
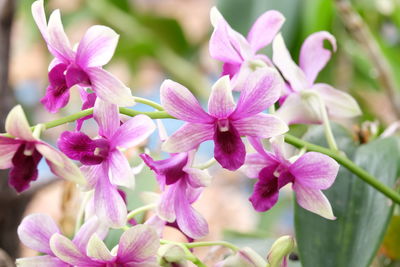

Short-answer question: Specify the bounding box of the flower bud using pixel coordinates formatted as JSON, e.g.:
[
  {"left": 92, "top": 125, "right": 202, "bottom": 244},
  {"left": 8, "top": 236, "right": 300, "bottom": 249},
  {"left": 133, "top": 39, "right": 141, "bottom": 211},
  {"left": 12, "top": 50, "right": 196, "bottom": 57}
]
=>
[
  {"left": 158, "top": 244, "right": 188, "bottom": 267},
  {"left": 216, "top": 247, "right": 266, "bottom": 267},
  {"left": 266, "top": 235, "right": 296, "bottom": 267}
]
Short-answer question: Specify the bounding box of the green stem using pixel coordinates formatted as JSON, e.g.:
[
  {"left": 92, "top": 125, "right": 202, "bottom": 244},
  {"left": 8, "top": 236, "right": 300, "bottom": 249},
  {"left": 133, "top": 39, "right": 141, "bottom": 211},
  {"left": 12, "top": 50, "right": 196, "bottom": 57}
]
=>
[
  {"left": 126, "top": 204, "right": 156, "bottom": 220},
  {"left": 133, "top": 96, "right": 164, "bottom": 111},
  {"left": 184, "top": 241, "right": 239, "bottom": 252},
  {"left": 284, "top": 134, "right": 400, "bottom": 205}
]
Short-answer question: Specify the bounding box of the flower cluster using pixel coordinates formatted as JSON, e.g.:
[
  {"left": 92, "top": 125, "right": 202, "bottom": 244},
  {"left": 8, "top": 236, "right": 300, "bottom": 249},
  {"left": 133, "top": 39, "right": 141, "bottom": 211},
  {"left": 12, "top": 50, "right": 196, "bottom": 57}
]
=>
[{"left": 7, "top": 1, "right": 363, "bottom": 265}]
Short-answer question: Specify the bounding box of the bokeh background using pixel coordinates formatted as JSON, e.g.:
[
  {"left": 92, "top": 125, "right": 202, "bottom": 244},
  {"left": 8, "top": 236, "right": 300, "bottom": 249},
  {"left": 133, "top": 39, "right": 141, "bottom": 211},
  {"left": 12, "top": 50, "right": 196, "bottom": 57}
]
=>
[{"left": 0, "top": 0, "right": 400, "bottom": 266}]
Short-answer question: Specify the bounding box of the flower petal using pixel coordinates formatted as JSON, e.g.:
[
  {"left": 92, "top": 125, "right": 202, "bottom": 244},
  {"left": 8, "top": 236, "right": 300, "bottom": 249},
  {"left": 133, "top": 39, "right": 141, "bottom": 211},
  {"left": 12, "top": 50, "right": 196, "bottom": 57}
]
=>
[
  {"left": 9, "top": 144, "right": 42, "bottom": 193},
  {"left": 184, "top": 167, "right": 212, "bottom": 188},
  {"left": 160, "top": 79, "right": 213, "bottom": 123},
  {"left": 209, "top": 7, "right": 250, "bottom": 64},
  {"left": 94, "top": 171, "right": 127, "bottom": 228},
  {"left": 93, "top": 98, "right": 119, "bottom": 138},
  {"left": 86, "top": 67, "right": 135, "bottom": 107},
  {"left": 233, "top": 113, "right": 288, "bottom": 139},
  {"left": 31, "top": 0, "right": 49, "bottom": 42},
  {"left": 249, "top": 167, "right": 279, "bottom": 212},
  {"left": 17, "top": 213, "right": 60, "bottom": 255},
  {"left": 50, "top": 233, "right": 96, "bottom": 266},
  {"left": 242, "top": 153, "right": 271, "bottom": 178},
  {"left": 247, "top": 10, "right": 285, "bottom": 52},
  {"left": 47, "top": 9, "right": 74, "bottom": 62},
  {"left": 76, "top": 25, "right": 119, "bottom": 68},
  {"left": 35, "top": 143, "right": 64, "bottom": 167},
  {"left": 207, "top": 75, "right": 236, "bottom": 118},
  {"left": 272, "top": 33, "right": 308, "bottom": 91},
  {"left": 108, "top": 151, "right": 135, "bottom": 189},
  {"left": 175, "top": 181, "right": 209, "bottom": 239},
  {"left": 111, "top": 114, "right": 155, "bottom": 148},
  {"left": 289, "top": 152, "right": 339, "bottom": 190},
  {"left": 314, "top": 83, "right": 362, "bottom": 119},
  {"left": 47, "top": 152, "right": 87, "bottom": 186},
  {"left": 275, "top": 93, "right": 322, "bottom": 125},
  {"left": 157, "top": 185, "right": 177, "bottom": 222},
  {"left": 293, "top": 184, "right": 336, "bottom": 220},
  {"left": 231, "top": 68, "right": 282, "bottom": 120},
  {"left": 73, "top": 217, "right": 109, "bottom": 253},
  {"left": 299, "top": 31, "right": 336, "bottom": 85},
  {"left": 5, "top": 105, "right": 35, "bottom": 141},
  {"left": 117, "top": 224, "right": 159, "bottom": 263},
  {"left": 0, "top": 137, "right": 20, "bottom": 169},
  {"left": 16, "top": 255, "right": 68, "bottom": 267},
  {"left": 162, "top": 123, "right": 214, "bottom": 153},
  {"left": 80, "top": 165, "right": 103, "bottom": 190},
  {"left": 86, "top": 234, "right": 115, "bottom": 262},
  {"left": 214, "top": 121, "right": 246, "bottom": 171},
  {"left": 40, "top": 85, "right": 70, "bottom": 114}
]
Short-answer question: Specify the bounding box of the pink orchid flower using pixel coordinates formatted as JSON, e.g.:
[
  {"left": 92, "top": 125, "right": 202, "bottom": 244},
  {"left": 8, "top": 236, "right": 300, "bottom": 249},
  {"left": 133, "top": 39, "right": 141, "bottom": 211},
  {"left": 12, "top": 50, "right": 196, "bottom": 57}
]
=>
[
  {"left": 243, "top": 137, "right": 339, "bottom": 219},
  {"left": 58, "top": 99, "right": 155, "bottom": 227},
  {"left": 273, "top": 32, "right": 361, "bottom": 124},
  {"left": 161, "top": 68, "right": 288, "bottom": 171},
  {"left": 141, "top": 151, "right": 211, "bottom": 239},
  {"left": 17, "top": 214, "right": 159, "bottom": 267},
  {"left": 17, "top": 213, "right": 108, "bottom": 266},
  {"left": 31, "top": 0, "right": 135, "bottom": 113},
  {"left": 209, "top": 7, "right": 285, "bottom": 90},
  {"left": 0, "top": 105, "right": 85, "bottom": 193}
]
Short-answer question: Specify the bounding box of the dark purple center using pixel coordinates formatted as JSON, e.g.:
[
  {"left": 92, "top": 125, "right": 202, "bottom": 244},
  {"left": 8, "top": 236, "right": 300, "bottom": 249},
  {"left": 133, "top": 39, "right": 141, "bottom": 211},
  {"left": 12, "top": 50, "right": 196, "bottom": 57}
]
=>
[{"left": 9, "top": 142, "right": 42, "bottom": 193}]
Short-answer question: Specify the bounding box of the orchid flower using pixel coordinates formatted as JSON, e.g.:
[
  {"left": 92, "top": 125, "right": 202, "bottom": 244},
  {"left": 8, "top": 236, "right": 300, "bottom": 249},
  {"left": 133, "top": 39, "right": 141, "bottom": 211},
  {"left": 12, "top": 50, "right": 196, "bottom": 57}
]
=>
[
  {"left": 242, "top": 136, "right": 339, "bottom": 219},
  {"left": 17, "top": 214, "right": 159, "bottom": 267},
  {"left": 31, "top": 0, "right": 135, "bottom": 113},
  {"left": 273, "top": 32, "right": 361, "bottom": 125},
  {"left": 161, "top": 68, "right": 288, "bottom": 171},
  {"left": 140, "top": 151, "right": 211, "bottom": 239},
  {"left": 58, "top": 99, "right": 156, "bottom": 227},
  {"left": 0, "top": 105, "right": 85, "bottom": 193},
  {"left": 209, "top": 7, "right": 285, "bottom": 90},
  {"left": 16, "top": 213, "right": 108, "bottom": 266}
]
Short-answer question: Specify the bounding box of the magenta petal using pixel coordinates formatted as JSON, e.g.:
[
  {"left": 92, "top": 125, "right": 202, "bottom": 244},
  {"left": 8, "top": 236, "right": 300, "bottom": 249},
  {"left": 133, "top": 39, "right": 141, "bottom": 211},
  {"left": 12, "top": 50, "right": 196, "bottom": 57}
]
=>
[
  {"left": 57, "top": 131, "right": 104, "bottom": 165},
  {"left": 17, "top": 213, "right": 60, "bottom": 255},
  {"left": 94, "top": 170, "right": 127, "bottom": 228},
  {"left": 9, "top": 143, "right": 42, "bottom": 193},
  {"left": 117, "top": 225, "right": 159, "bottom": 264},
  {"left": 242, "top": 153, "right": 271, "bottom": 178},
  {"left": 160, "top": 79, "right": 213, "bottom": 123},
  {"left": 141, "top": 153, "right": 188, "bottom": 186},
  {"left": 213, "top": 122, "right": 245, "bottom": 171},
  {"left": 65, "top": 64, "right": 90, "bottom": 88},
  {"left": 158, "top": 185, "right": 177, "bottom": 222},
  {"left": 207, "top": 76, "right": 236, "bottom": 118},
  {"left": 233, "top": 113, "right": 288, "bottom": 139},
  {"left": 231, "top": 68, "right": 282, "bottom": 120},
  {"left": 247, "top": 10, "right": 285, "bottom": 52},
  {"left": 94, "top": 98, "right": 119, "bottom": 138},
  {"left": 249, "top": 167, "right": 279, "bottom": 212},
  {"left": 222, "top": 62, "right": 241, "bottom": 79},
  {"left": 108, "top": 151, "right": 135, "bottom": 188},
  {"left": 76, "top": 91, "right": 96, "bottom": 131},
  {"left": 299, "top": 31, "right": 336, "bottom": 85},
  {"left": 0, "top": 137, "right": 20, "bottom": 169},
  {"left": 76, "top": 25, "right": 119, "bottom": 68},
  {"left": 175, "top": 181, "right": 209, "bottom": 239},
  {"left": 162, "top": 123, "right": 214, "bottom": 153},
  {"left": 72, "top": 217, "right": 108, "bottom": 253},
  {"left": 16, "top": 255, "right": 68, "bottom": 267},
  {"left": 289, "top": 152, "right": 339, "bottom": 190},
  {"left": 40, "top": 84, "right": 70, "bottom": 114}
]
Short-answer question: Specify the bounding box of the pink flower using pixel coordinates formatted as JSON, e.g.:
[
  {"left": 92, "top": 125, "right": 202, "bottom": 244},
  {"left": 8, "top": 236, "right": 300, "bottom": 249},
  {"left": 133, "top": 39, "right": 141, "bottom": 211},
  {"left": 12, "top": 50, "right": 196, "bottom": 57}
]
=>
[
  {"left": 243, "top": 137, "right": 339, "bottom": 219},
  {"left": 0, "top": 106, "right": 85, "bottom": 193},
  {"left": 58, "top": 99, "right": 155, "bottom": 227},
  {"left": 209, "top": 7, "right": 285, "bottom": 90},
  {"left": 272, "top": 32, "right": 361, "bottom": 124},
  {"left": 17, "top": 214, "right": 159, "bottom": 267},
  {"left": 161, "top": 69, "right": 288, "bottom": 171},
  {"left": 31, "top": 0, "right": 135, "bottom": 113},
  {"left": 141, "top": 151, "right": 211, "bottom": 239}
]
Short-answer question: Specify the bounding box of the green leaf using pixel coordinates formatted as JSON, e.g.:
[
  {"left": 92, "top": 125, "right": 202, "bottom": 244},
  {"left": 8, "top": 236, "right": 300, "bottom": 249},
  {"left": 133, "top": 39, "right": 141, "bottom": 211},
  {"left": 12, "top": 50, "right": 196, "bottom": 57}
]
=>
[{"left": 295, "top": 125, "right": 399, "bottom": 267}]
